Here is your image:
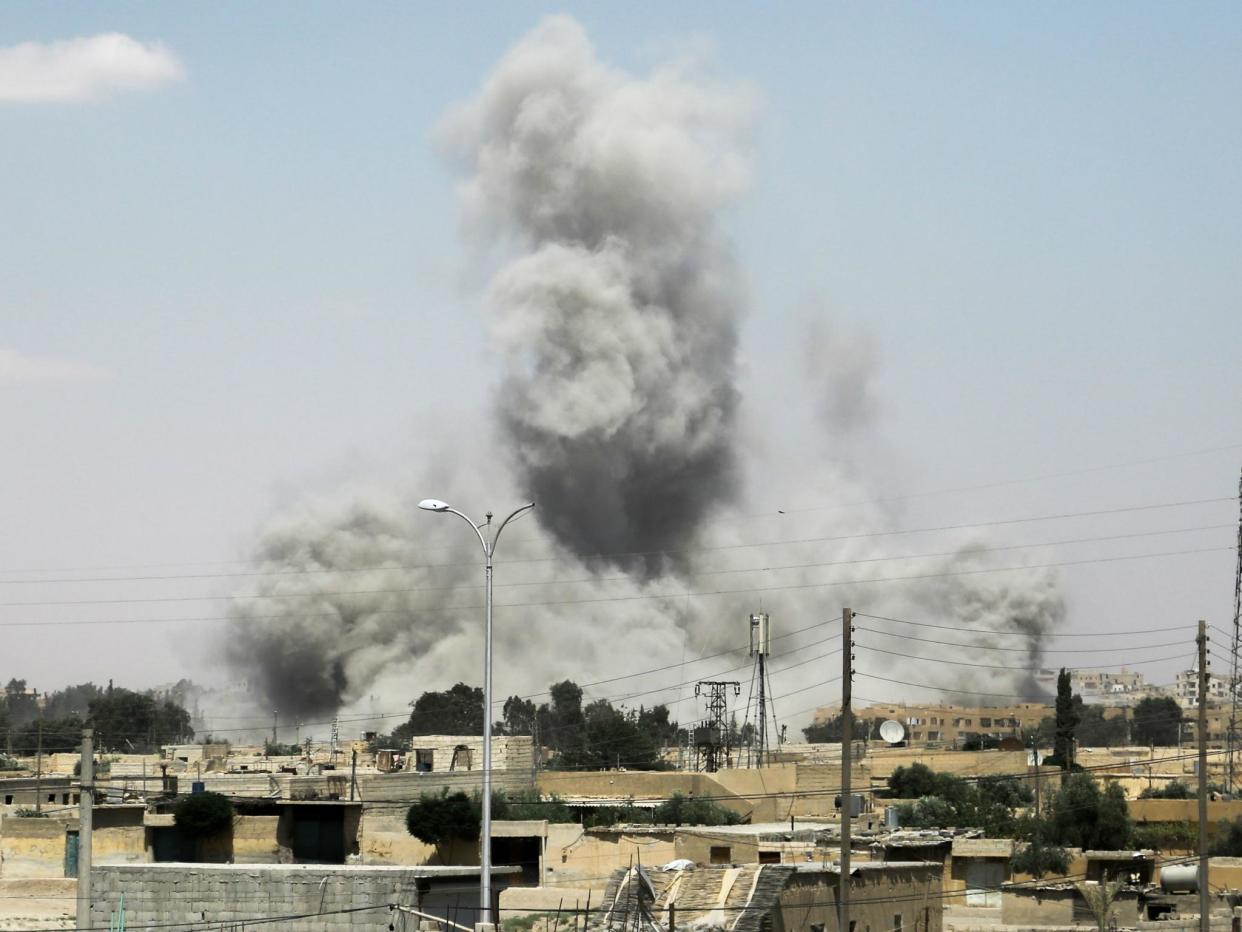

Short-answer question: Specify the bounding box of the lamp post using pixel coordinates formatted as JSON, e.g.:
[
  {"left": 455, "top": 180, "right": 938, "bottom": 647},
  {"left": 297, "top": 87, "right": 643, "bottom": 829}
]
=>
[{"left": 418, "top": 498, "right": 534, "bottom": 930}]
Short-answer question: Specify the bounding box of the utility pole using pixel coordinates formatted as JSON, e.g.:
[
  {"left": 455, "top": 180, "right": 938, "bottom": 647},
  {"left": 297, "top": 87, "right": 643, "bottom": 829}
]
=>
[
  {"left": 1198, "top": 619, "right": 1209, "bottom": 932},
  {"left": 350, "top": 749, "right": 358, "bottom": 801},
  {"left": 272, "top": 710, "right": 278, "bottom": 747},
  {"left": 1031, "top": 734, "right": 1041, "bottom": 874},
  {"left": 1228, "top": 468, "right": 1242, "bottom": 794},
  {"left": 34, "top": 717, "right": 43, "bottom": 814},
  {"left": 839, "top": 607, "right": 854, "bottom": 932},
  {"left": 76, "top": 728, "right": 94, "bottom": 932}
]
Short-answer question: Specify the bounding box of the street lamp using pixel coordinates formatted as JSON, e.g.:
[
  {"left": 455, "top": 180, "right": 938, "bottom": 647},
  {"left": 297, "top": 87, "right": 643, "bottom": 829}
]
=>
[{"left": 418, "top": 497, "right": 534, "bottom": 930}]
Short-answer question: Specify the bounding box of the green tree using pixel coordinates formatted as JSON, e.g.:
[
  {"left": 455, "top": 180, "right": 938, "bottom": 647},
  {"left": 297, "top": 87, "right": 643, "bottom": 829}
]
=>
[
  {"left": 1053, "top": 668, "right": 1080, "bottom": 774},
  {"left": 1076, "top": 704, "right": 1129, "bottom": 748},
  {"left": 406, "top": 790, "right": 480, "bottom": 844},
  {"left": 10, "top": 716, "right": 84, "bottom": 755},
  {"left": 1132, "top": 697, "right": 1183, "bottom": 746},
  {"left": 1210, "top": 818, "right": 1242, "bottom": 856},
  {"left": 174, "top": 792, "right": 234, "bottom": 838},
  {"left": 1047, "top": 774, "right": 1132, "bottom": 850},
  {"left": 89, "top": 688, "right": 192, "bottom": 752},
  {"left": 1011, "top": 841, "right": 1071, "bottom": 877},
  {"left": 398, "top": 684, "right": 484, "bottom": 739},
  {"left": 498, "top": 696, "right": 537, "bottom": 736},
  {"left": 1139, "top": 781, "right": 1193, "bottom": 799},
  {"left": 652, "top": 793, "right": 741, "bottom": 826}
]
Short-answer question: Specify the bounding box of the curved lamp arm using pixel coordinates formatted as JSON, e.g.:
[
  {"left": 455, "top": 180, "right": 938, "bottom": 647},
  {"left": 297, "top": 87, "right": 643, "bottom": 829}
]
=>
[
  {"left": 442, "top": 507, "right": 490, "bottom": 557},
  {"left": 489, "top": 502, "right": 535, "bottom": 553}
]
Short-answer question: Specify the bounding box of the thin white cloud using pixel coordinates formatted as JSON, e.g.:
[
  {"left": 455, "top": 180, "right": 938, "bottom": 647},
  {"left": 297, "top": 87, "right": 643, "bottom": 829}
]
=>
[
  {"left": 0, "top": 347, "right": 112, "bottom": 384},
  {"left": 0, "top": 33, "right": 184, "bottom": 103}
]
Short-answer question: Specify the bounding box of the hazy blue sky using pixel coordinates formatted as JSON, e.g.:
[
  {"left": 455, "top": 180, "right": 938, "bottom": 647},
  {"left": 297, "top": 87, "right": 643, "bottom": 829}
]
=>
[{"left": 2, "top": 3, "right": 1239, "bottom": 710}]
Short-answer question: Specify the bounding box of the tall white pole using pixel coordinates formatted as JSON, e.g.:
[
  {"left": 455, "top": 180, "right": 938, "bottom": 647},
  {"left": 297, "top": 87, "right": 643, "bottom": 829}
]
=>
[
  {"left": 419, "top": 500, "right": 532, "bottom": 932},
  {"left": 480, "top": 542, "right": 495, "bottom": 928}
]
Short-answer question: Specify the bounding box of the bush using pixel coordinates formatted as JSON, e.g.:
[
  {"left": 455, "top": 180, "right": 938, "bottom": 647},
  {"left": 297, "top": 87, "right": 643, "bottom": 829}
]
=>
[
  {"left": 1011, "top": 842, "right": 1070, "bottom": 877},
  {"left": 1139, "top": 781, "right": 1192, "bottom": 799},
  {"left": 494, "top": 790, "right": 575, "bottom": 823},
  {"left": 1132, "top": 821, "right": 1197, "bottom": 850},
  {"left": 406, "top": 791, "right": 479, "bottom": 845},
  {"left": 652, "top": 793, "right": 742, "bottom": 826},
  {"left": 1210, "top": 818, "right": 1242, "bottom": 857},
  {"left": 0, "top": 754, "right": 21, "bottom": 771},
  {"left": 173, "top": 792, "right": 235, "bottom": 838}
]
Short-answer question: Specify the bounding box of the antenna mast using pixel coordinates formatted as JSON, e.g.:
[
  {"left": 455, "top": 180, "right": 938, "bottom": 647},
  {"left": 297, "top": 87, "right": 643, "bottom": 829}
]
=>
[
  {"left": 749, "top": 613, "right": 772, "bottom": 767},
  {"left": 695, "top": 680, "right": 741, "bottom": 773}
]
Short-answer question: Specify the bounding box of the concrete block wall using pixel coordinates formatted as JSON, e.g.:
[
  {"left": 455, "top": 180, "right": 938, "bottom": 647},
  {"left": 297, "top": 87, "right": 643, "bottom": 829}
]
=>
[
  {"left": 404, "top": 736, "right": 534, "bottom": 775},
  {"left": 90, "top": 864, "right": 428, "bottom": 931}
]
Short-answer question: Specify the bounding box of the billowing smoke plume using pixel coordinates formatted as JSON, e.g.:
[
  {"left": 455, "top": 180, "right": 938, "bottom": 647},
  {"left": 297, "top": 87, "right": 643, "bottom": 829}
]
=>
[
  {"left": 438, "top": 16, "right": 755, "bottom": 578},
  {"left": 215, "top": 17, "right": 1066, "bottom": 728}
]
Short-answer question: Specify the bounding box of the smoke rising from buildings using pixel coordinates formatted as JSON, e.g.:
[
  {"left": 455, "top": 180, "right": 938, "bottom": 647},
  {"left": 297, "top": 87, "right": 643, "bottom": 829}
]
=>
[
  {"left": 216, "top": 16, "right": 1065, "bottom": 729},
  {"left": 438, "top": 16, "right": 755, "bottom": 578}
]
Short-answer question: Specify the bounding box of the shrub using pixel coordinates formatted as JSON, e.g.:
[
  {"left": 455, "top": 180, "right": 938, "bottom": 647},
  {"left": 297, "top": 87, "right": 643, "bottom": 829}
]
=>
[
  {"left": 1139, "top": 781, "right": 1192, "bottom": 799},
  {"left": 406, "top": 791, "right": 479, "bottom": 844},
  {"left": 173, "top": 792, "right": 235, "bottom": 838},
  {"left": 1132, "top": 821, "right": 1197, "bottom": 850},
  {"left": 652, "top": 793, "right": 742, "bottom": 826},
  {"left": 1011, "top": 842, "right": 1070, "bottom": 877}
]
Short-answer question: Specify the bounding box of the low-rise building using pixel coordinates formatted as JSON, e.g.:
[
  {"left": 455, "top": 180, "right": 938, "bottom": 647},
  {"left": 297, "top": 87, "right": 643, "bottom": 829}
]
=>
[{"left": 591, "top": 861, "right": 943, "bottom": 932}]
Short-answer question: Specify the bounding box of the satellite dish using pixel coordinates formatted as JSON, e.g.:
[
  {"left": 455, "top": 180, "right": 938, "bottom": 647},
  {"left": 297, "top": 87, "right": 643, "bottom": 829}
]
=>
[{"left": 879, "top": 720, "right": 906, "bottom": 744}]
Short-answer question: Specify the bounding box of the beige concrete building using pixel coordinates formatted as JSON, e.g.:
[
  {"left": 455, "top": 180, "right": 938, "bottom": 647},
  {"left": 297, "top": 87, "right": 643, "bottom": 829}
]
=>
[
  {"left": 592, "top": 861, "right": 943, "bottom": 932},
  {"left": 815, "top": 702, "right": 1055, "bottom": 746}
]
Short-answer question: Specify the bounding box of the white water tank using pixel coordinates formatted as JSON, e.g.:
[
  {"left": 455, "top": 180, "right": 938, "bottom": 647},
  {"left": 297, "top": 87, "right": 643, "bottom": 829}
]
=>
[{"left": 1161, "top": 863, "right": 1198, "bottom": 893}]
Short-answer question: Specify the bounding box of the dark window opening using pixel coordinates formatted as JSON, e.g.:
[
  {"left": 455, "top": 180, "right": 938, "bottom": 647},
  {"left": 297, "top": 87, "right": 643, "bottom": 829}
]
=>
[
  {"left": 710, "top": 846, "right": 732, "bottom": 865},
  {"left": 758, "top": 850, "right": 781, "bottom": 864},
  {"left": 415, "top": 749, "right": 434, "bottom": 772}
]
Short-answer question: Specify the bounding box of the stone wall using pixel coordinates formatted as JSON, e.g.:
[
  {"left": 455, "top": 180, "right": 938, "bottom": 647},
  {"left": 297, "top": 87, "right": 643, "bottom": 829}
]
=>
[
  {"left": 404, "top": 736, "right": 535, "bottom": 775},
  {"left": 88, "top": 864, "right": 476, "bottom": 931},
  {"left": 774, "top": 864, "right": 944, "bottom": 932}
]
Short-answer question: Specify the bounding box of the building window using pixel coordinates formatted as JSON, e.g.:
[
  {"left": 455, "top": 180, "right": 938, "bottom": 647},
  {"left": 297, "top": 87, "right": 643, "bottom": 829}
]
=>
[
  {"left": 710, "top": 846, "right": 732, "bottom": 865},
  {"left": 3, "top": 795, "right": 11, "bottom": 805},
  {"left": 450, "top": 746, "right": 472, "bottom": 771},
  {"left": 415, "top": 749, "right": 434, "bottom": 772},
  {"left": 980, "top": 718, "right": 992, "bottom": 728},
  {"left": 758, "top": 851, "right": 781, "bottom": 864},
  {"left": 894, "top": 915, "right": 903, "bottom": 932},
  {"left": 811, "top": 925, "right": 825, "bottom": 932}
]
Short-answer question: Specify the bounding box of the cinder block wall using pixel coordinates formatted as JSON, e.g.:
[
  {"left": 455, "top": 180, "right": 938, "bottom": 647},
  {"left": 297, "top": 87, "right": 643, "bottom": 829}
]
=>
[{"left": 90, "top": 864, "right": 428, "bottom": 931}]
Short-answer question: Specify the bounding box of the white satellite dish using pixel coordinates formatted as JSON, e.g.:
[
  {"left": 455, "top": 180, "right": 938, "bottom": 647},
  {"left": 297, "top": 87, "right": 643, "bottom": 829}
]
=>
[{"left": 879, "top": 720, "right": 906, "bottom": 744}]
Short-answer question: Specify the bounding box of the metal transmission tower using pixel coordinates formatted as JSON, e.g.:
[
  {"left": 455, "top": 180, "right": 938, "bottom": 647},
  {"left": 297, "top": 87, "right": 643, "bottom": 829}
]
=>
[
  {"left": 694, "top": 680, "right": 741, "bottom": 773},
  {"left": 1228, "top": 468, "right": 1242, "bottom": 794},
  {"left": 748, "top": 613, "right": 774, "bottom": 767}
]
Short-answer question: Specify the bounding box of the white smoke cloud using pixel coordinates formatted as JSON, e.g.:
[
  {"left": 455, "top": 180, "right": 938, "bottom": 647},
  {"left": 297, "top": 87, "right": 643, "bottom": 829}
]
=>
[{"left": 0, "top": 33, "right": 184, "bottom": 103}]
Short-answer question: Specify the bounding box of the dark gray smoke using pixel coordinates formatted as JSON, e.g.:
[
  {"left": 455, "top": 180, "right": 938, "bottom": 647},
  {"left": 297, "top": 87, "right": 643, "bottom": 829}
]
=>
[
  {"left": 213, "top": 16, "right": 1067, "bottom": 726},
  {"left": 438, "top": 16, "right": 757, "bottom": 578}
]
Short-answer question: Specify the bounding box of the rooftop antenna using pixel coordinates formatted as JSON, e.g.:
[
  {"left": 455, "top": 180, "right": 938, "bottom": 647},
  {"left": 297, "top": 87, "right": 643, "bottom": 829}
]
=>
[{"left": 749, "top": 613, "right": 772, "bottom": 767}]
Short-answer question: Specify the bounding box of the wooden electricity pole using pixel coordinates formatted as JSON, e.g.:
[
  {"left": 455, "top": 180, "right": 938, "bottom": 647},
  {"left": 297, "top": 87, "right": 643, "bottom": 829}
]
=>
[
  {"left": 839, "top": 607, "right": 854, "bottom": 932},
  {"left": 1198, "top": 619, "right": 1209, "bottom": 932}
]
